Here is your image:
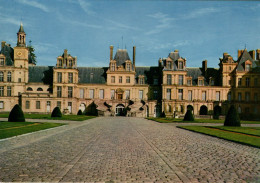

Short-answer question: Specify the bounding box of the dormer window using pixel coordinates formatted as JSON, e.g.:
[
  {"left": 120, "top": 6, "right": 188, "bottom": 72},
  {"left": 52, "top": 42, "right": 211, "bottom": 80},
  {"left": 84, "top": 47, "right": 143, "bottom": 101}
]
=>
[
  {"left": 166, "top": 61, "right": 172, "bottom": 69},
  {"left": 68, "top": 59, "right": 73, "bottom": 67},
  {"left": 187, "top": 79, "right": 192, "bottom": 86},
  {"left": 126, "top": 63, "right": 131, "bottom": 71},
  {"left": 58, "top": 59, "right": 62, "bottom": 67},
  {"left": 111, "top": 62, "right": 116, "bottom": 71},
  {"left": 245, "top": 64, "right": 251, "bottom": 71},
  {"left": 139, "top": 76, "right": 145, "bottom": 85},
  {"left": 198, "top": 79, "right": 204, "bottom": 86},
  {"left": 178, "top": 61, "right": 183, "bottom": 69},
  {"left": 0, "top": 58, "right": 4, "bottom": 66}
]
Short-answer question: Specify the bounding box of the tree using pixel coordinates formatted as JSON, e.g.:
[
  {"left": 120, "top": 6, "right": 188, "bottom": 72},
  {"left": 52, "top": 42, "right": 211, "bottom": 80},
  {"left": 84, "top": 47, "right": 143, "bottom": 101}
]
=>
[
  {"left": 8, "top": 104, "right": 25, "bottom": 122},
  {"left": 183, "top": 110, "right": 194, "bottom": 121},
  {"left": 27, "top": 40, "right": 37, "bottom": 64},
  {"left": 51, "top": 107, "right": 62, "bottom": 117},
  {"left": 77, "top": 110, "right": 83, "bottom": 115},
  {"left": 224, "top": 105, "right": 241, "bottom": 127}
]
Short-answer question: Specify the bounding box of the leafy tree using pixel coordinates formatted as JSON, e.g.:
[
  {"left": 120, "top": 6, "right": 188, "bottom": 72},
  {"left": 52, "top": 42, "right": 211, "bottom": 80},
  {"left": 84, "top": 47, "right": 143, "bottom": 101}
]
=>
[
  {"left": 8, "top": 104, "right": 25, "bottom": 122},
  {"left": 183, "top": 110, "right": 194, "bottom": 121},
  {"left": 51, "top": 107, "right": 62, "bottom": 117},
  {"left": 224, "top": 105, "right": 241, "bottom": 127},
  {"left": 27, "top": 40, "right": 37, "bottom": 64}
]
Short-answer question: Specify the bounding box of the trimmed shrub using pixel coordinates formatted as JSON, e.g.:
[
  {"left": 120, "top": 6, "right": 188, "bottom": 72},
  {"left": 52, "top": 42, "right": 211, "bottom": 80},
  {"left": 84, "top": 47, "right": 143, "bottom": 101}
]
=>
[
  {"left": 160, "top": 111, "right": 166, "bottom": 118},
  {"left": 77, "top": 110, "right": 83, "bottom": 115},
  {"left": 85, "top": 102, "right": 98, "bottom": 116},
  {"left": 213, "top": 106, "right": 221, "bottom": 120},
  {"left": 8, "top": 104, "right": 25, "bottom": 122},
  {"left": 183, "top": 110, "right": 194, "bottom": 121},
  {"left": 224, "top": 105, "right": 241, "bottom": 127},
  {"left": 51, "top": 107, "right": 62, "bottom": 117}
]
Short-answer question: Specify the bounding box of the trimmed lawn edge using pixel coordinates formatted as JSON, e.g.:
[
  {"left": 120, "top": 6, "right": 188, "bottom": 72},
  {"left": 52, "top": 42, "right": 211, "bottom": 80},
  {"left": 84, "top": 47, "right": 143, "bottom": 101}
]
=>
[
  {"left": 206, "top": 126, "right": 260, "bottom": 137},
  {"left": 177, "top": 126, "right": 260, "bottom": 149}
]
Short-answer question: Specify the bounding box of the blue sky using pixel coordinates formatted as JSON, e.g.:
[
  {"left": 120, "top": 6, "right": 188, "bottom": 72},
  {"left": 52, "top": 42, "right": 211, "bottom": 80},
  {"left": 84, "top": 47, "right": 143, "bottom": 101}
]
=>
[{"left": 0, "top": 0, "right": 259, "bottom": 68}]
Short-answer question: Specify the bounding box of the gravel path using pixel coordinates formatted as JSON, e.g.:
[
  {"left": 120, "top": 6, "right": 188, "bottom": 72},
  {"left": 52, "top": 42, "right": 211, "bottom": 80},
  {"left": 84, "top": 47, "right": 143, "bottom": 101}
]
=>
[{"left": 0, "top": 117, "right": 259, "bottom": 182}]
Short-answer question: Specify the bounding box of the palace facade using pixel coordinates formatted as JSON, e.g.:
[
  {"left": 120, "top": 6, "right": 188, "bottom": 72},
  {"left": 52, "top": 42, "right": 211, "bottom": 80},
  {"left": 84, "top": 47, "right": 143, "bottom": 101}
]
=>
[{"left": 0, "top": 24, "right": 259, "bottom": 118}]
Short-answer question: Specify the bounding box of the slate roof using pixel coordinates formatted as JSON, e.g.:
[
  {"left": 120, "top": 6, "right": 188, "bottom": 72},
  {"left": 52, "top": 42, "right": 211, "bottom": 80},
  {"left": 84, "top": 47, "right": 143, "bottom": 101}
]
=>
[
  {"left": 18, "top": 23, "right": 25, "bottom": 33},
  {"left": 168, "top": 51, "right": 180, "bottom": 61},
  {"left": 78, "top": 67, "right": 107, "bottom": 84},
  {"left": 114, "top": 49, "right": 131, "bottom": 66},
  {"left": 0, "top": 45, "right": 14, "bottom": 66},
  {"left": 28, "top": 66, "right": 53, "bottom": 83},
  {"left": 236, "top": 50, "right": 254, "bottom": 71},
  {"left": 186, "top": 68, "right": 203, "bottom": 85}
]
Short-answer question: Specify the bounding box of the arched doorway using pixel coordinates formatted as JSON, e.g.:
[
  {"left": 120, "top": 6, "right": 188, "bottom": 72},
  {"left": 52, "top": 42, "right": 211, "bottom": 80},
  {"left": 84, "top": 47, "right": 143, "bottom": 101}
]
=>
[
  {"left": 154, "top": 105, "right": 160, "bottom": 117},
  {"left": 116, "top": 104, "right": 125, "bottom": 116},
  {"left": 200, "top": 105, "right": 208, "bottom": 115}
]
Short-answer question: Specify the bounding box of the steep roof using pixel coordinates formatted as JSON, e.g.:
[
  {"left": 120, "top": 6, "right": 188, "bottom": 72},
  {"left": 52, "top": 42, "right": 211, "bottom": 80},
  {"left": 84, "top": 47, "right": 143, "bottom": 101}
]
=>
[
  {"left": 186, "top": 68, "right": 204, "bottom": 85},
  {"left": 78, "top": 67, "right": 107, "bottom": 84},
  {"left": 0, "top": 45, "right": 14, "bottom": 66},
  {"left": 236, "top": 49, "right": 254, "bottom": 71},
  {"left": 28, "top": 66, "right": 53, "bottom": 83},
  {"left": 114, "top": 49, "right": 131, "bottom": 66},
  {"left": 168, "top": 51, "right": 180, "bottom": 60},
  {"left": 18, "top": 23, "right": 25, "bottom": 33}
]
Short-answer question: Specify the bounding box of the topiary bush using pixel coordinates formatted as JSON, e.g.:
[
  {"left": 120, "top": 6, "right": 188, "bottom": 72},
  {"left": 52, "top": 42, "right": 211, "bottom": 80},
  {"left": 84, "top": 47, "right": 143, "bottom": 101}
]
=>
[
  {"left": 160, "top": 111, "right": 166, "bottom": 118},
  {"left": 51, "top": 107, "right": 62, "bottom": 117},
  {"left": 183, "top": 110, "right": 194, "bottom": 121},
  {"left": 224, "top": 105, "right": 240, "bottom": 127},
  {"left": 77, "top": 110, "right": 83, "bottom": 115},
  {"left": 8, "top": 104, "right": 25, "bottom": 122},
  {"left": 85, "top": 102, "right": 98, "bottom": 116}
]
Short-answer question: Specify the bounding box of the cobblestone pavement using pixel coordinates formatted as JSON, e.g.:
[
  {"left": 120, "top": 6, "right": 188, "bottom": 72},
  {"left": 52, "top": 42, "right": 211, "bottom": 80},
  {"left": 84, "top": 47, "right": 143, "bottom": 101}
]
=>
[{"left": 0, "top": 117, "right": 259, "bottom": 182}]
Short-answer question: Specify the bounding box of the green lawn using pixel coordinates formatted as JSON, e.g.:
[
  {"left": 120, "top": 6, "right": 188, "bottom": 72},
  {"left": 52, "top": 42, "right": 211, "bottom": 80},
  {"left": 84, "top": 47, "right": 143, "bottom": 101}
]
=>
[
  {"left": 177, "top": 126, "right": 260, "bottom": 148},
  {"left": 0, "top": 122, "right": 64, "bottom": 139},
  {"left": 0, "top": 113, "right": 96, "bottom": 121},
  {"left": 147, "top": 117, "right": 260, "bottom": 124}
]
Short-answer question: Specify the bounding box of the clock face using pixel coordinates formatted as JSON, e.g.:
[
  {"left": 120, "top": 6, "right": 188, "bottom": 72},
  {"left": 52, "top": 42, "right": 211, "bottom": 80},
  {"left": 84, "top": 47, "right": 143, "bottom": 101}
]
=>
[{"left": 17, "top": 52, "right": 22, "bottom": 57}]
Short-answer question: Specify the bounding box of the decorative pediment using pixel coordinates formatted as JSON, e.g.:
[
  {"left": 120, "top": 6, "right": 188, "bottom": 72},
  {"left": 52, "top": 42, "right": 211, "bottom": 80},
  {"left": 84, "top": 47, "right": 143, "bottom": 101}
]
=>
[{"left": 116, "top": 88, "right": 124, "bottom": 93}]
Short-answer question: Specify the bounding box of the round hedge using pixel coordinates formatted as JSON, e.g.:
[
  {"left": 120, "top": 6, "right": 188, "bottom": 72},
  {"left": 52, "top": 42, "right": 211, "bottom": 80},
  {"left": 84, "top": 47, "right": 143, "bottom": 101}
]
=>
[
  {"left": 51, "top": 107, "right": 62, "bottom": 117},
  {"left": 224, "top": 105, "right": 240, "bottom": 127},
  {"left": 183, "top": 110, "right": 194, "bottom": 121},
  {"left": 8, "top": 104, "right": 25, "bottom": 122},
  {"left": 77, "top": 110, "right": 83, "bottom": 115}
]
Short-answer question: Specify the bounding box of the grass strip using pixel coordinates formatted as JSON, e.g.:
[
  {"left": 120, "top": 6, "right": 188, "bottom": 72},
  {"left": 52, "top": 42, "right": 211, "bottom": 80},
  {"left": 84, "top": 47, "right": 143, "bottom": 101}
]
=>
[
  {"left": 0, "top": 122, "right": 64, "bottom": 139},
  {"left": 208, "top": 126, "right": 260, "bottom": 137},
  {"left": 178, "top": 126, "right": 260, "bottom": 148}
]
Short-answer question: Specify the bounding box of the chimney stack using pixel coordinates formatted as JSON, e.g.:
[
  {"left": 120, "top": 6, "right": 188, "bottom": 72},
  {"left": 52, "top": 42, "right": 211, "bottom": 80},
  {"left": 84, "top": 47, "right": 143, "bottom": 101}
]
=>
[
  {"left": 64, "top": 49, "right": 68, "bottom": 58},
  {"left": 249, "top": 50, "right": 255, "bottom": 60},
  {"left": 1, "top": 41, "right": 6, "bottom": 49},
  {"left": 133, "top": 46, "right": 136, "bottom": 70},
  {"left": 202, "top": 60, "right": 207, "bottom": 72},
  {"left": 238, "top": 50, "right": 243, "bottom": 58},
  {"left": 110, "top": 45, "right": 113, "bottom": 61},
  {"left": 256, "top": 49, "right": 260, "bottom": 60}
]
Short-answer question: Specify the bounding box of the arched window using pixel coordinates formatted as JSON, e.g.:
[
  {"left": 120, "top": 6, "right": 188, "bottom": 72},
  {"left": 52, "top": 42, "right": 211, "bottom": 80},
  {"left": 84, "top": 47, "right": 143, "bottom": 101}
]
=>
[
  {"left": 37, "top": 87, "right": 43, "bottom": 91},
  {"left": 27, "top": 87, "right": 33, "bottom": 91},
  {"left": 0, "top": 72, "right": 3, "bottom": 82},
  {"left": 7, "top": 72, "right": 11, "bottom": 82}
]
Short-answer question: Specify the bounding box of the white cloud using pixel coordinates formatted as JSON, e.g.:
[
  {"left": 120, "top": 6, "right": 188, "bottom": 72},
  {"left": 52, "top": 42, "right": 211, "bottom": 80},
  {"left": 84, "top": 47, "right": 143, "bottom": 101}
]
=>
[
  {"left": 0, "top": 14, "right": 20, "bottom": 26},
  {"left": 146, "top": 12, "right": 175, "bottom": 35},
  {"left": 183, "top": 7, "right": 220, "bottom": 19},
  {"left": 17, "top": 0, "right": 49, "bottom": 12},
  {"left": 78, "top": 0, "right": 95, "bottom": 15}
]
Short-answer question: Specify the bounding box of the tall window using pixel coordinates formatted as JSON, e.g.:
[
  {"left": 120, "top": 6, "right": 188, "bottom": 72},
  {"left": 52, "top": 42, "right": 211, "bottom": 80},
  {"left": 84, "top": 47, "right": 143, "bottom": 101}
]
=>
[
  {"left": 57, "top": 101, "right": 61, "bottom": 109},
  {"left": 238, "top": 92, "right": 242, "bottom": 101},
  {"left": 69, "top": 60, "right": 73, "bottom": 67},
  {"left": 202, "top": 91, "right": 206, "bottom": 101},
  {"left": 111, "top": 63, "right": 115, "bottom": 71},
  {"left": 0, "top": 101, "right": 4, "bottom": 109},
  {"left": 126, "top": 76, "right": 130, "bottom": 83},
  {"left": 68, "top": 87, "right": 73, "bottom": 98},
  {"left": 57, "top": 86, "right": 62, "bottom": 98},
  {"left": 99, "top": 89, "right": 104, "bottom": 99},
  {"left": 254, "top": 93, "right": 258, "bottom": 102},
  {"left": 0, "top": 72, "right": 3, "bottom": 82},
  {"left": 167, "top": 61, "right": 172, "bottom": 69},
  {"left": 139, "top": 77, "right": 144, "bottom": 85},
  {"left": 36, "top": 101, "right": 40, "bottom": 109},
  {"left": 125, "top": 90, "right": 130, "bottom": 99},
  {"left": 139, "top": 90, "right": 143, "bottom": 99},
  {"left": 245, "top": 92, "right": 250, "bottom": 102},
  {"left": 111, "top": 90, "right": 115, "bottom": 99},
  {"left": 228, "top": 92, "right": 231, "bottom": 101},
  {"left": 216, "top": 91, "right": 220, "bottom": 101},
  {"left": 89, "top": 89, "right": 94, "bottom": 99},
  {"left": 153, "top": 90, "right": 158, "bottom": 99},
  {"left": 254, "top": 78, "right": 258, "bottom": 86},
  {"left": 178, "top": 89, "right": 183, "bottom": 100},
  {"left": 246, "top": 77, "right": 250, "bottom": 87},
  {"left": 7, "top": 86, "right": 11, "bottom": 96},
  {"left": 7, "top": 72, "right": 11, "bottom": 82},
  {"left": 126, "top": 63, "right": 131, "bottom": 71},
  {"left": 238, "top": 78, "right": 242, "bottom": 86},
  {"left": 57, "top": 72, "right": 62, "bottom": 83},
  {"left": 80, "top": 89, "right": 84, "bottom": 98},
  {"left": 111, "top": 76, "right": 115, "bottom": 83},
  {"left": 179, "top": 75, "right": 183, "bottom": 85},
  {"left": 245, "top": 64, "right": 251, "bottom": 71},
  {"left": 0, "top": 58, "right": 4, "bottom": 66},
  {"left": 167, "top": 74, "right": 172, "bottom": 85},
  {"left": 0, "top": 86, "right": 3, "bottom": 96},
  {"left": 68, "top": 73, "right": 73, "bottom": 83},
  {"left": 166, "top": 89, "right": 171, "bottom": 100},
  {"left": 58, "top": 59, "right": 62, "bottom": 67},
  {"left": 198, "top": 80, "right": 203, "bottom": 86},
  {"left": 187, "top": 79, "right": 192, "bottom": 86},
  {"left": 26, "top": 101, "right": 30, "bottom": 109},
  {"left": 188, "top": 90, "right": 192, "bottom": 101},
  {"left": 119, "top": 76, "right": 122, "bottom": 83}
]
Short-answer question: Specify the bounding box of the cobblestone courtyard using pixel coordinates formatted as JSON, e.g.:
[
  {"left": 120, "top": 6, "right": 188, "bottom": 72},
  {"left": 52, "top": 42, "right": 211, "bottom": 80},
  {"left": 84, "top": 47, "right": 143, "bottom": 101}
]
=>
[{"left": 0, "top": 117, "right": 259, "bottom": 182}]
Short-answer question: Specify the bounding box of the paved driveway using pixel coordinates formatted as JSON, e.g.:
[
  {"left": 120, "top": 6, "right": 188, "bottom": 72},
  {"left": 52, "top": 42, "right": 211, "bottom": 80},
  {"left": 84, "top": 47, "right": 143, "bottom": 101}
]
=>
[{"left": 0, "top": 117, "right": 259, "bottom": 182}]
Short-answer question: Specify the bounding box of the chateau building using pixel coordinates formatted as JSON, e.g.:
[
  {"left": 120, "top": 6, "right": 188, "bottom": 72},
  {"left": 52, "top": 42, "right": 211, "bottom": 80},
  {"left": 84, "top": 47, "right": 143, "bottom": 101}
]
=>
[{"left": 0, "top": 24, "right": 259, "bottom": 119}]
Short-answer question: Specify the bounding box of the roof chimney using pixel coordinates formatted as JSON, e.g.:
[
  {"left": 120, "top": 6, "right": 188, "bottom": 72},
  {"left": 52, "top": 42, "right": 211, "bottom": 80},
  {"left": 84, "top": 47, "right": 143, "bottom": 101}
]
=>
[
  {"left": 256, "top": 49, "right": 260, "bottom": 60},
  {"left": 1, "top": 41, "right": 6, "bottom": 49},
  {"left": 202, "top": 60, "right": 207, "bottom": 73},
  {"left": 133, "top": 46, "right": 136, "bottom": 70},
  {"left": 249, "top": 50, "right": 255, "bottom": 60},
  {"left": 110, "top": 45, "right": 113, "bottom": 61},
  {"left": 238, "top": 50, "right": 243, "bottom": 58}
]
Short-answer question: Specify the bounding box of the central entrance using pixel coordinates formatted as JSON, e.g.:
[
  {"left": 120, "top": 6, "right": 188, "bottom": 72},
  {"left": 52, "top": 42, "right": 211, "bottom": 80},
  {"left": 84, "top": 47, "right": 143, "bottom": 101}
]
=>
[{"left": 116, "top": 104, "right": 125, "bottom": 116}]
